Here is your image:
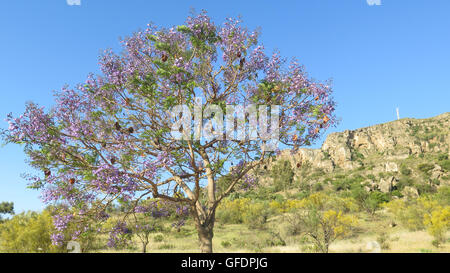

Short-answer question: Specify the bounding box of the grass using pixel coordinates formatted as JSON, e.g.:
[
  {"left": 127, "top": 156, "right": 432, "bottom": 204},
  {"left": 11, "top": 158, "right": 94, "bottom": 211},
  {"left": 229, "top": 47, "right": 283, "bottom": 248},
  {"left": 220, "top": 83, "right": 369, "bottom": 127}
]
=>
[{"left": 91, "top": 212, "right": 449, "bottom": 253}]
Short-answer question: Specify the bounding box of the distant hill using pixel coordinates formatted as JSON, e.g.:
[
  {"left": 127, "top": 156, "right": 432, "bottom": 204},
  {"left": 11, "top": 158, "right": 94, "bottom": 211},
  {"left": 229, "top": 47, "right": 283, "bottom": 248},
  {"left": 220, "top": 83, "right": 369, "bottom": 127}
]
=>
[{"left": 254, "top": 112, "right": 450, "bottom": 197}]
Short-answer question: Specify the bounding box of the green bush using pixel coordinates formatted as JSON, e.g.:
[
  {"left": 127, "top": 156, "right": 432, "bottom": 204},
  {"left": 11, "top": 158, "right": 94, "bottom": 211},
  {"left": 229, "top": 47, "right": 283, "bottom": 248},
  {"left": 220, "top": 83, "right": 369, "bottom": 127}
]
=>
[
  {"left": 221, "top": 240, "right": 232, "bottom": 248},
  {"left": 351, "top": 185, "right": 389, "bottom": 215},
  {"left": 0, "top": 211, "right": 64, "bottom": 253},
  {"left": 158, "top": 243, "right": 175, "bottom": 250},
  {"left": 395, "top": 177, "right": 415, "bottom": 191},
  {"left": 418, "top": 163, "right": 434, "bottom": 174},
  {"left": 400, "top": 165, "right": 412, "bottom": 176},
  {"left": 439, "top": 160, "right": 450, "bottom": 172},
  {"left": 416, "top": 183, "right": 437, "bottom": 195},
  {"left": 332, "top": 175, "right": 364, "bottom": 192},
  {"left": 312, "top": 182, "right": 324, "bottom": 192},
  {"left": 438, "top": 154, "right": 449, "bottom": 161},
  {"left": 271, "top": 160, "right": 294, "bottom": 192},
  {"left": 243, "top": 202, "right": 271, "bottom": 230},
  {"left": 216, "top": 198, "right": 250, "bottom": 224},
  {"left": 376, "top": 232, "right": 391, "bottom": 250},
  {"left": 154, "top": 234, "right": 164, "bottom": 242}
]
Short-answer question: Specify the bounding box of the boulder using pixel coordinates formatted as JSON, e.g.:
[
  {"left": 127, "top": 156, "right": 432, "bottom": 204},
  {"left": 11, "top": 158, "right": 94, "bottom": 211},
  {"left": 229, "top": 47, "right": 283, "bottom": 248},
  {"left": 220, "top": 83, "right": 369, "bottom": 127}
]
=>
[
  {"left": 385, "top": 162, "right": 399, "bottom": 172},
  {"left": 402, "top": 186, "right": 419, "bottom": 199},
  {"left": 379, "top": 176, "right": 397, "bottom": 193}
]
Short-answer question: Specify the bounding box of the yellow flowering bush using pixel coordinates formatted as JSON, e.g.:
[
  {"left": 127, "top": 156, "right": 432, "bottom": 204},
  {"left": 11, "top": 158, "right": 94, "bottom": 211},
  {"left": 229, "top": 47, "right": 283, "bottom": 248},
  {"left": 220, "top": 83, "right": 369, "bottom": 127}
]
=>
[{"left": 423, "top": 206, "right": 450, "bottom": 247}]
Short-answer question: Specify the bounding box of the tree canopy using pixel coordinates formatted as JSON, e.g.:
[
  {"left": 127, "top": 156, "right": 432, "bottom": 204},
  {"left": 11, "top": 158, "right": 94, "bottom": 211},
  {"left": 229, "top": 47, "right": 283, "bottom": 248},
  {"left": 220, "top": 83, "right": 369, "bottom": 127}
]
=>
[{"left": 2, "top": 11, "right": 336, "bottom": 252}]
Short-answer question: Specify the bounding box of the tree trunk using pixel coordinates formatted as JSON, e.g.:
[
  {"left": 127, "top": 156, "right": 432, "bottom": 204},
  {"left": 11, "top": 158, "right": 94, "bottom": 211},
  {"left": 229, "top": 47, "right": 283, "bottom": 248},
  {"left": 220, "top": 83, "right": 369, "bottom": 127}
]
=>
[
  {"left": 198, "top": 223, "right": 214, "bottom": 253},
  {"left": 142, "top": 241, "right": 148, "bottom": 253}
]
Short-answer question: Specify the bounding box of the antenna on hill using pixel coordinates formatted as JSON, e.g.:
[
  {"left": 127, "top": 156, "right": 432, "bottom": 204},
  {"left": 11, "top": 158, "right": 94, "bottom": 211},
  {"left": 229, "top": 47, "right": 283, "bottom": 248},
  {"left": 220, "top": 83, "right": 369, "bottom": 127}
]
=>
[{"left": 396, "top": 107, "right": 400, "bottom": 120}]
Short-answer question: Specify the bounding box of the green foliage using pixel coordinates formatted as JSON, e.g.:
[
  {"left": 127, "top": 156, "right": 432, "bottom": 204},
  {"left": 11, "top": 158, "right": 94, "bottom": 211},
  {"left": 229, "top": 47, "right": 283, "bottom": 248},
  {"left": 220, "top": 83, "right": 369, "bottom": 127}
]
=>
[
  {"left": 438, "top": 160, "right": 450, "bottom": 172},
  {"left": 400, "top": 165, "right": 412, "bottom": 176},
  {"left": 271, "top": 160, "right": 294, "bottom": 192},
  {"left": 221, "top": 240, "right": 231, "bottom": 248},
  {"left": 242, "top": 202, "right": 271, "bottom": 230},
  {"left": 158, "top": 243, "right": 175, "bottom": 250},
  {"left": 351, "top": 150, "right": 365, "bottom": 161},
  {"left": 351, "top": 185, "right": 389, "bottom": 215},
  {"left": 418, "top": 163, "right": 434, "bottom": 174},
  {"left": 424, "top": 206, "right": 450, "bottom": 247},
  {"left": 367, "top": 174, "right": 376, "bottom": 180},
  {"left": 437, "top": 154, "right": 449, "bottom": 161},
  {"left": 217, "top": 198, "right": 272, "bottom": 229},
  {"left": 331, "top": 175, "right": 365, "bottom": 192},
  {"left": 294, "top": 207, "right": 357, "bottom": 253},
  {"left": 395, "top": 177, "right": 415, "bottom": 191},
  {"left": 312, "top": 182, "right": 324, "bottom": 192},
  {"left": 0, "top": 202, "right": 14, "bottom": 222},
  {"left": 154, "top": 234, "right": 165, "bottom": 242},
  {"left": 322, "top": 151, "right": 331, "bottom": 160},
  {"left": 415, "top": 183, "right": 437, "bottom": 195},
  {"left": 0, "top": 211, "right": 63, "bottom": 253},
  {"left": 216, "top": 198, "right": 251, "bottom": 224},
  {"left": 0, "top": 202, "right": 14, "bottom": 215},
  {"left": 376, "top": 231, "right": 391, "bottom": 250}
]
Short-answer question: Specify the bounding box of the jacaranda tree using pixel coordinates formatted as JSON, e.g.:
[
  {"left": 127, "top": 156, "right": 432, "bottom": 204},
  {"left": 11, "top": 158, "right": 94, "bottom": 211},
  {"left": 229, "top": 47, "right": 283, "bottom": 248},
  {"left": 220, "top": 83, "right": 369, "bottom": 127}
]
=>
[{"left": 2, "top": 11, "right": 336, "bottom": 252}]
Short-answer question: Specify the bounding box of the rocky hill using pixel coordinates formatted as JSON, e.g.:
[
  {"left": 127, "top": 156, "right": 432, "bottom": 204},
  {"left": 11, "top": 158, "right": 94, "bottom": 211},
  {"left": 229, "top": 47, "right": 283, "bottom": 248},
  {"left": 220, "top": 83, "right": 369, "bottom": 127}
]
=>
[{"left": 257, "top": 112, "right": 450, "bottom": 197}]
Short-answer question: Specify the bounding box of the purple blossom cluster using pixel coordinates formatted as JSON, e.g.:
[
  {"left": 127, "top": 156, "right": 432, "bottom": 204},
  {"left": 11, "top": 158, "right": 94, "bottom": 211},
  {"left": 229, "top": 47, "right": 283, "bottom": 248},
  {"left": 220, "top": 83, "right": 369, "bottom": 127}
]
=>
[
  {"left": 107, "top": 221, "right": 132, "bottom": 248},
  {"left": 92, "top": 164, "right": 138, "bottom": 201},
  {"left": 135, "top": 201, "right": 170, "bottom": 219},
  {"left": 5, "top": 103, "right": 55, "bottom": 143},
  {"left": 241, "top": 174, "right": 258, "bottom": 191},
  {"left": 53, "top": 214, "right": 74, "bottom": 232}
]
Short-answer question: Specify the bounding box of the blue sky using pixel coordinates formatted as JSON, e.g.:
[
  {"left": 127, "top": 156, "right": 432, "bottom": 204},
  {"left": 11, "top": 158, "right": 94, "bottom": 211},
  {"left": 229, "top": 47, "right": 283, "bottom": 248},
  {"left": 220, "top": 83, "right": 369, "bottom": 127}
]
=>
[{"left": 0, "top": 0, "right": 449, "bottom": 213}]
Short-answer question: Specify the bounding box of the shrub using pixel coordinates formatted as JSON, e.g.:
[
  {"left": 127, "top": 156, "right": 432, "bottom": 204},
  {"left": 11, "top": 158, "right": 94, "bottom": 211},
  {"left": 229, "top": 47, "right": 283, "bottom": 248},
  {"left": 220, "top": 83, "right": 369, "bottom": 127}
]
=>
[
  {"left": 216, "top": 198, "right": 251, "bottom": 224},
  {"left": 416, "top": 183, "right": 436, "bottom": 195},
  {"left": 158, "top": 243, "right": 175, "bottom": 250},
  {"left": 384, "top": 199, "right": 426, "bottom": 231},
  {"left": 221, "top": 241, "right": 231, "bottom": 248},
  {"left": 400, "top": 165, "right": 412, "bottom": 176},
  {"left": 439, "top": 160, "right": 450, "bottom": 172},
  {"left": 433, "top": 186, "right": 450, "bottom": 206},
  {"left": 367, "top": 174, "right": 376, "bottom": 180},
  {"left": 376, "top": 232, "right": 391, "bottom": 250},
  {"left": 423, "top": 206, "right": 450, "bottom": 247},
  {"left": 395, "top": 177, "right": 415, "bottom": 191},
  {"left": 418, "top": 163, "right": 434, "bottom": 174},
  {"left": 351, "top": 185, "right": 389, "bottom": 215},
  {"left": 269, "top": 199, "right": 304, "bottom": 214},
  {"left": 271, "top": 160, "right": 294, "bottom": 192},
  {"left": 312, "top": 182, "right": 324, "bottom": 192},
  {"left": 295, "top": 208, "right": 357, "bottom": 253},
  {"left": 243, "top": 202, "right": 271, "bottom": 230},
  {"left": 154, "top": 234, "right": 164, "bottom": 242},
  {"left": 0, "top": 211, "right": 64, "bottom": 253}
]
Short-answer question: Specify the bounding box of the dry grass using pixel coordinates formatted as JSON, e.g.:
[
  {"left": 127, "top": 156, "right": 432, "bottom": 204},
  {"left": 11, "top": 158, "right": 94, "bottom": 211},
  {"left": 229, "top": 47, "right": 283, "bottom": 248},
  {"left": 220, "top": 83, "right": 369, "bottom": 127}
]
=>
[{"left": 93, "top": 216, "right": 449, "bottom": 253}]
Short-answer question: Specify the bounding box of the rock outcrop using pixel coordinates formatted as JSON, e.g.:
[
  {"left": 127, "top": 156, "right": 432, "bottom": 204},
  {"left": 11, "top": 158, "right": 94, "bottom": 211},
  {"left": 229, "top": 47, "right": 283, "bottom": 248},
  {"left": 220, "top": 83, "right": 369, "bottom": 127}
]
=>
[{"left": 263, "top": 112, "right": 450, "bottom": 193}]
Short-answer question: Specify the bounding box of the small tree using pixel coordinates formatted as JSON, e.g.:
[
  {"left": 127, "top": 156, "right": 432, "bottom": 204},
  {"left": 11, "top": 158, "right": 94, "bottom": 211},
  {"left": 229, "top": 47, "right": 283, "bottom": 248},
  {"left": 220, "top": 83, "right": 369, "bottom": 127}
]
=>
[
  {"left": 423, "top": 206, "right": 450, "bottom": 247},
  {"left": 0, "top": 211, "right": 63, "bottom": 253},
  {"left": 0, "top": 202, "right": 14, "bottom": 222},
  {"left": 298, "top": 208, "right": 356, "bottom": 253},
  {"left": 351, "top": 185, "right": 389, "bottom": 215},
  {"left": 2, "top": 11, "right": 336, "bottom": 252},
  {"left": 271, "top": 160, "right": 294, "bottom": 192}
]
